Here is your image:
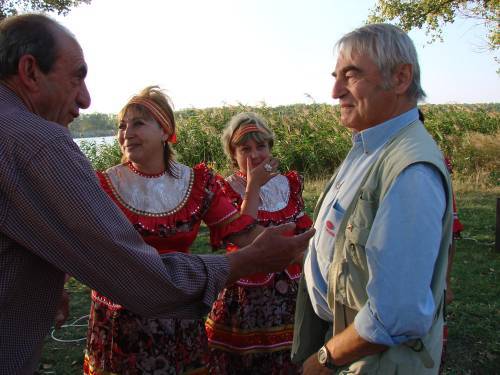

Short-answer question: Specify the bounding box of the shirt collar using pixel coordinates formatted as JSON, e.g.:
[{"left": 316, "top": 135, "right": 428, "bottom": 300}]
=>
[
  {"left": 0, "top": 82, "right": 28, "bottom": 110},
  {"left": 352, "top": 108, "right": 419, "bottom": 154}
]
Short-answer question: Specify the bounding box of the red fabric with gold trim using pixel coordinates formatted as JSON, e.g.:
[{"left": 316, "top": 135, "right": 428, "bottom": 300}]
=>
[
  {"left": 97, "top": 162, "right": 255, "bottom": 254},
  {"left": 205, "top": 319, "right": 294, "bottom": 352},
  {"left": 220, "top": 170, "right": 313, "bottom": 286}
]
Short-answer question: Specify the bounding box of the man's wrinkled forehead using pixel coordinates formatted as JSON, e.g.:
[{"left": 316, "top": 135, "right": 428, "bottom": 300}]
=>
[
  {"left": 332, "top": 48, "right": 369, "bottom": 76},
  {"left": 53, "top": 29, "right": 88, "bottom": 73}
]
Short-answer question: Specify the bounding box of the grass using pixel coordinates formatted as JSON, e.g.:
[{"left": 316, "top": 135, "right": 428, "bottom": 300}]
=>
[
  {"left": 441, "top": 189, "right": 500, "bottom": 374},
  {"left": 39, "top": 278, "right": 90, "bottom": 374},
  {"left": 38, "top": 184, "right": 499, "bottom": 374}
]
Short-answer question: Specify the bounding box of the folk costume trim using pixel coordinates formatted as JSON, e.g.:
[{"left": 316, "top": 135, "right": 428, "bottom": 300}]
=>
[
  {"left": 221, "top": 171, "right": 313, "bottom": 285},
  {"left": 102, "top": 162, "right": 193, "bottom": 217},
  {"left": 223, "top": 171, "right": 311, "bottom": 229},
  {"left": 205, "top": 318, "right": 295, "bottom": 353},
  {"left": 230, "top": 172, "right": 290, "bottom": 212},
  {"left": 97, "top": 163, "right": 254, "bottom": 250}
]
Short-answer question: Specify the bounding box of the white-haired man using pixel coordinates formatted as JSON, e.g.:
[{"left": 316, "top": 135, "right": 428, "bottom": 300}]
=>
[{"left": 292, "top": 23, "right": 452, "bottom": 374}]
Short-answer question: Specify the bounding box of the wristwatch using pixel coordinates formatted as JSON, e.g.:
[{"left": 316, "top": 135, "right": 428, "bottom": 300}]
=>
[{"left": 317, "top": 345, "right": 336, "bottom": 369}]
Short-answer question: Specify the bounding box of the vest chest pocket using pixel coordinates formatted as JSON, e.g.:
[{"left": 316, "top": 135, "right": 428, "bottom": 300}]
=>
[
  {"left": 344, "top": 227, "right": 370, "bottom": 276},
  {"left": 344, "top": 192, "right": 376, "bottom": 274},
  {"left": 335, "top": 193, "right": 376, "bottom": 310},
  {"left": 349, "top": 190, "right": 377, "bottom": 230},
  {"left": 328, "top": 227, "right": 372, "bottom": 312},
  {"left": 336, "top": 228, "right": 371, "bottom": 310}
]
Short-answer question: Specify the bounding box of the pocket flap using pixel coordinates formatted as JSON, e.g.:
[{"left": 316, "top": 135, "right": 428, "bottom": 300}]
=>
[{"left": 344, "top": 225, "right": 370, "bottom": 246}]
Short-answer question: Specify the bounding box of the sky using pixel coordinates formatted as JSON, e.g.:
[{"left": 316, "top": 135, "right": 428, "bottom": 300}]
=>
[{"left": 54, "top": 0, "right": 500, "bottom": 114}]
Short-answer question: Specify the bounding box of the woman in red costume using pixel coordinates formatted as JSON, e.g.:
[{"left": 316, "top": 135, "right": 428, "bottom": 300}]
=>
[
  {"left": 206, "top": 112, "right": 313, "bottom": 374},
  {"left": 83, "top": 87, "right": 263, "bottom": 374}
]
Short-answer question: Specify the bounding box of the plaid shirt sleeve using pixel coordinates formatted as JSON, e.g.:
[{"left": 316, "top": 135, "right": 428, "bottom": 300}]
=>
[{"left": 4, "top": 134, "right": 229, "bottom": 318}]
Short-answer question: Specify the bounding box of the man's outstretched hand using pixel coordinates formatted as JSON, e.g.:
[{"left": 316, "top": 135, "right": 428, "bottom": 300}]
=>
[{"left": 226, "top": 223, "right": 315, "bottom": 285}]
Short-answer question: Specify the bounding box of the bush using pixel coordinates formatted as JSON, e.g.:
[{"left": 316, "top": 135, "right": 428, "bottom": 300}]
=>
[
  {"left": 77, "top": 103, "right": 499, "bottom": 187},
  {"left": 78, "top": 139, "right": 122, "bottom": 172}
]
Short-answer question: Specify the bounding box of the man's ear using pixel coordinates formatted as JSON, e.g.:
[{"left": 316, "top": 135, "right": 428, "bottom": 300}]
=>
[
  {"left": 17, "top": 55, "right": 43, "bottom": 92},
  {"left": 392, "top": 63, "right": 413, "bottom": 95}
]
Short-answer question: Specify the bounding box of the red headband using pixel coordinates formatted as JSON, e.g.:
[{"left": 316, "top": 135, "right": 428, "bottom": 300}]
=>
[
  {"left": 230, "top": 124, "right": 266, "bottom": 145},
  {"left": 128, "top": 97, "right": 177, "bottom": 143}
]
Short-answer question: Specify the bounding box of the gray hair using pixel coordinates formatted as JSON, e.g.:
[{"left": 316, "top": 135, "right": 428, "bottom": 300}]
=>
[
  {"left": 0, "top": 13, "right": 72, "bottom": 79},
  {"left": 336, "top": 23, "right": 426, "bottom": 100},
  {"left": 221, "top": 112, "right": 275, "bottom": 167}
]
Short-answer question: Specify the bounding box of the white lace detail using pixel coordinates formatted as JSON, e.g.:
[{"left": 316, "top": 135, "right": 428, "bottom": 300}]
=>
[
  {"left": 226, "top": 174, "right": 290, "bottom": 212},
  {"left": 105, "top": 162, "right": 192, "bottom": 215}
]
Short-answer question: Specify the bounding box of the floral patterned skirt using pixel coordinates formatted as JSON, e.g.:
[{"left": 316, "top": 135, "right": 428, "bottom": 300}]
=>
[
  {"left": 84, "top": 293, "right": 208, "bottom": 375},
  {"left": 205, "top": 271, "right": 301, "bottom": 375}
]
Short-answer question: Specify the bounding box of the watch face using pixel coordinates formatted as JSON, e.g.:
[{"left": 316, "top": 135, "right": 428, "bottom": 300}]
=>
[{"left": 318, "top": 346, "right": 328, "bottom": 365}]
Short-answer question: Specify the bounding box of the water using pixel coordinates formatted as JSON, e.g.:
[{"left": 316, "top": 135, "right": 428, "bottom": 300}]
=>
[{"left": 74, "top": 135, "right": 116, "bottom": 146}]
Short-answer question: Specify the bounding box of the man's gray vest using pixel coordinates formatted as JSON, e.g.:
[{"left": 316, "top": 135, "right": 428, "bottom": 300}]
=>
[{"left": 291, "top": 120, "right": 453, "bottom": 374}]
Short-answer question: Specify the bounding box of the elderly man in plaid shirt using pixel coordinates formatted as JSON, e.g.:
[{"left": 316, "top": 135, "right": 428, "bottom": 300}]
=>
[{"left": 0, "top": 14, "right": 314, "bottom": 374}]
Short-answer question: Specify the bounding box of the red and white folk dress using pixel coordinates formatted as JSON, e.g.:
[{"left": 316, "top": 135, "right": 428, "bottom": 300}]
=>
[
  {"left": 83, "top": 162, "right": 254, "bottom": 375},
  {"left": 206, "top": 171, "right": 312, "bottom": 375}
]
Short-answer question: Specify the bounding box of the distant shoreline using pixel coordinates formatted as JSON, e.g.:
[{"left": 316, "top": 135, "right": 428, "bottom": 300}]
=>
[{"left": 69, "top": 103, "right": 499, "bottom": 140}]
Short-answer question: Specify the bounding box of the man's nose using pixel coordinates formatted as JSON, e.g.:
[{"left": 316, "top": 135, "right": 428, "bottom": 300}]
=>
[
  {"left": 332, "top": 78, "right": 345, "bottom": 100},
  {"left": 77, "top": 81, "right": 91, "bottom": 109}
]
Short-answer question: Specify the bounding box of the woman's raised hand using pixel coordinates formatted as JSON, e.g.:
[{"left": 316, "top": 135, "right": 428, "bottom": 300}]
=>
[
  {"left": 246, "top": 156, "right": 279, "bottom": 189},
  {"left": 240, "top": 156, "right": 279, "bottom": 219}
]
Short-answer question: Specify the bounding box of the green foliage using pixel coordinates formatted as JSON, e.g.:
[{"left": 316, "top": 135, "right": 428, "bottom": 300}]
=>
[
  {"left": 367, "top": 0, "right": 500, "bottom": 51},
  {"left": 77, "top": 103, "right": 499, "bottom": 188},
  {"left": 174, "top": 107, "right": 233, "bottom": 172},
  {"left": 0, "top": 0, "right": 91, "bottom": 19},
  {"left": 175, "top": 104, "right": 352, "bottom": 177},
  {"left": 419, "top": 104, "right": 500, "bottom": 186},
  {"left": 78, "top": 139, "right": 121, "bottom": 172}
]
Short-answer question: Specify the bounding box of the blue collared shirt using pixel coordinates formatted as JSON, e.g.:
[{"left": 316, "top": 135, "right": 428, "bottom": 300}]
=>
[{"left": 303, "top": 108, "right": 446, "bottom": 346}]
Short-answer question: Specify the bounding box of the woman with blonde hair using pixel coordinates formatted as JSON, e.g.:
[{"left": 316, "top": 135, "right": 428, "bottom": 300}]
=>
[
  {"left": 206, "top": 112, "right": 313, "bottom": 374},
  {"left": 83, "top": 87, "right": 263, "bottom": 374}
]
